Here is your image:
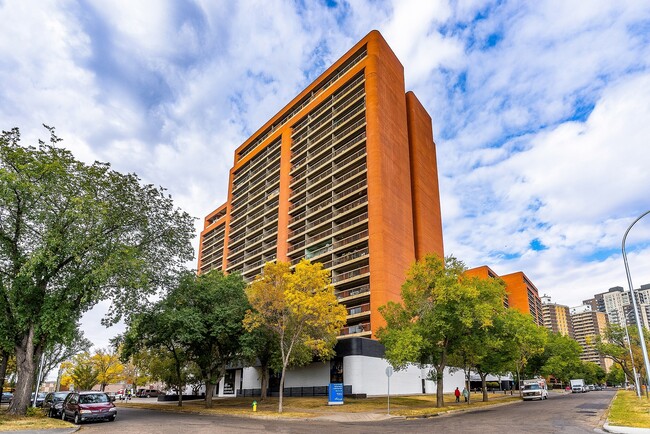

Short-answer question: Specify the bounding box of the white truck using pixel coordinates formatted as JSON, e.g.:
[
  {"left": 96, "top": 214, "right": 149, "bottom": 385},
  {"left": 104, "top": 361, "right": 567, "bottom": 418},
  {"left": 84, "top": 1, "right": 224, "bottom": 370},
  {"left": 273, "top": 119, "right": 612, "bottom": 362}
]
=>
[
  {"left": 521, "top": 378, "right": 549, "bottom": 401},
  {"left": 570, "top": 378, "right": 586, "bottom": 393}
]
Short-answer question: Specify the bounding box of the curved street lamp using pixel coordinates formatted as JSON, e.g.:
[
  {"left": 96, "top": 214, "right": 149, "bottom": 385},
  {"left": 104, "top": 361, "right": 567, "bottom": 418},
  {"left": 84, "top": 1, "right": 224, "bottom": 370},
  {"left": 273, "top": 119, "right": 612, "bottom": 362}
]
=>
[{"left": 622, "top": 210, "right": 650, "bottom": 398}]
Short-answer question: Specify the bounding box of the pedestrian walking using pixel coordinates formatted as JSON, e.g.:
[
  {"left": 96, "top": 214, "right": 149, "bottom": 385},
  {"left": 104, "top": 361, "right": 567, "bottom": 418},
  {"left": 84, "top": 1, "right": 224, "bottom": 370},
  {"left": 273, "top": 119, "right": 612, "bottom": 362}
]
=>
[
  {"left": 462, "top": 387, "right": 469, "bottom": 402},
  {"left": 454, "top": 387, "right": 460, "bottom": 403}
]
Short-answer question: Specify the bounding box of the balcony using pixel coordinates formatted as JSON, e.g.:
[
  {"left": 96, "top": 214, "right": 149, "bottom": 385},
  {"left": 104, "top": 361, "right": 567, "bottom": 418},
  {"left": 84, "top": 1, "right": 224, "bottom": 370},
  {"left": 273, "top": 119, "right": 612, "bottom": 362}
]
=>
[
  {"left": 340, "top": 322, "right": 371, "bottom": 337},
  {"left": 332, "top": 246, "right": 369, "bottom": 266},
  {"left": 332, "top": 265, "right": 370, "bottom": 284},
  {"left": 347, "top": 303, "right": 370, "bottom": 319},
  {"left": 336, "top": 284, "right": 370, "bottom": 301}
]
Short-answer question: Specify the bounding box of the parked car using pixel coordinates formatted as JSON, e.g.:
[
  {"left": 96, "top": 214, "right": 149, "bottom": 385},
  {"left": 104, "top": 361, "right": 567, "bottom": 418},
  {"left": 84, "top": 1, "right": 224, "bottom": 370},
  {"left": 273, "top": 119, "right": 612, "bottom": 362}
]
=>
[
  {"left": 31, "top": 392, "right": 47, "bottom": 407},
  {"left": 61, "top": 391, "right": 117, "bottom": 424},
  {"left": 1, "top": 392, "right": 12, "bottom": 403},
  {"left": 136, "top": 389, "right": 160, "bottom": 398},
  {"left": 42, "top": 392, "right": 70, "bottom": 418}
]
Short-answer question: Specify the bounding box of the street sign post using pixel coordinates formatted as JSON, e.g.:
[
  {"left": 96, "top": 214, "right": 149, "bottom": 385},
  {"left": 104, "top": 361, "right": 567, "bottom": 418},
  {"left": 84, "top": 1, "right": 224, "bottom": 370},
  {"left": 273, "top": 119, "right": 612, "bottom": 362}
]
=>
[{"left": 386, "top": 366, "right": 393, "bottom": 415}]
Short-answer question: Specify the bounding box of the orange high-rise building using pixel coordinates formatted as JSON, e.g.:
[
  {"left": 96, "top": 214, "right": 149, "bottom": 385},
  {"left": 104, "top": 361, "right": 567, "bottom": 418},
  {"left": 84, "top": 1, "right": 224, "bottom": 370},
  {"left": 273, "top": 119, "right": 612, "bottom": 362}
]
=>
[
  {"left": 198, "top": 30, "right": 444, "bottom": 338},
  {"left": 500, "top": 272, "right": 544, "bottom": 326}
]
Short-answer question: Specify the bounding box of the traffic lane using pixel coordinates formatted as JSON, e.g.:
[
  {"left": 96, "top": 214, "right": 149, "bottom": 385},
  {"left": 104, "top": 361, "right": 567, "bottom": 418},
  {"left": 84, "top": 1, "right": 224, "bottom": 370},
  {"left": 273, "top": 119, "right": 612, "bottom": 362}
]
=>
[
  {"left": 386, "top": 389, "right": 615, "bottom": 434},
  {"left": 79, "top": 390, "right": 615, "bottom": 434}
]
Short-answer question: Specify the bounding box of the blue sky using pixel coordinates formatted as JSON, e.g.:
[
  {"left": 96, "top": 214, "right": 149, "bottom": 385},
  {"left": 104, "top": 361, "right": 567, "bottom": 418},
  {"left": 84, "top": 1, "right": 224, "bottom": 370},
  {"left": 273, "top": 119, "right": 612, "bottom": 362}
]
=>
[{"left": 1, "top": 0, "right": 650, "bottom": 349}]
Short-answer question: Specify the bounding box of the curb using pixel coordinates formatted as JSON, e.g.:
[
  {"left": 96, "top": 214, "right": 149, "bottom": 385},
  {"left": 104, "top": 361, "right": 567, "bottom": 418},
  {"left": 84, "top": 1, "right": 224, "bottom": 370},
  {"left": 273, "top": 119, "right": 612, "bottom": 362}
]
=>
[{"left": 602, "top": 423, "right": 650, "bottom": 434}]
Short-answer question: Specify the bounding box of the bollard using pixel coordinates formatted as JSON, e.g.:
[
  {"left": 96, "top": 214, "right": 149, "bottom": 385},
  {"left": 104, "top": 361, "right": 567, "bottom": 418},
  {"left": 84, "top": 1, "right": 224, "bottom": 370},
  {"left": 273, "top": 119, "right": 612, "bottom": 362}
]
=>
[{"left": 252, "top": 400, "right": 257, "bottom": 412}]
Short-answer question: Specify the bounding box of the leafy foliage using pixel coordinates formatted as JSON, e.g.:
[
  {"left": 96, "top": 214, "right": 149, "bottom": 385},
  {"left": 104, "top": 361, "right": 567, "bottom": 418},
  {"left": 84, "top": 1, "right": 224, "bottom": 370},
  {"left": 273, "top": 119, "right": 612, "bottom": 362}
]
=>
[
  {"left": 378, "top": 255, "right": 506, "bottom": 408},
  {"left": 60, "top": 352, "right": 98, "bottom": 391},
  {"left": 171, "top": 270, "right": 250, "bottom": 408},
  {"left": 595, "top": 324, "right": 649, "bottom": 386},
  {"left": 244, "top": 260, "right": 346, "bottom": 413},
  {"left": 0, "top": 126, "right": 194, "bottom": 414},
  {"left": 91, "top": 348, "right": 124, "bottom": 391}
]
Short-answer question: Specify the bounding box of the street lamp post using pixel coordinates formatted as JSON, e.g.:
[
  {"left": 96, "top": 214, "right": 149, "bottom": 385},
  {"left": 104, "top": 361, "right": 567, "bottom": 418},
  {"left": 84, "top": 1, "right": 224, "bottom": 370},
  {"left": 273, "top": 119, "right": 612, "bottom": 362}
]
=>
[{"left": 622, "top": 210, "right": 650, "bottom": 398}]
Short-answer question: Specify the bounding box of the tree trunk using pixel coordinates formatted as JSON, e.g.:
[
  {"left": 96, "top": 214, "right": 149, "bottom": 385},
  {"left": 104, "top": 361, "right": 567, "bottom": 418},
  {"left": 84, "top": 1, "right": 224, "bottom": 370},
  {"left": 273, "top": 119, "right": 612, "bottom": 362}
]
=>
[
  {"left": 0, "top": 350, "right": 8, "bottom": 397},
  {"left": 436, "top": 367, "right": 444, "bottom": 408},
  {"left": 465, "top": 372, "right": 471, "bottom": 405},
  {"left": 279, "top": 364, "right": 287, "bottom": 413},
  {"left": 259, "top": 365, "right": 269, "bottom": 401},
  {"left": 176, "top": 385, "right": 183, "bottom": 407},
  {"left": 9, "top": 327, "right": 37, "bottom": 415},
  {"left": 481, "top": 373, "right": 488, "bottom": 402},
  {"left": 205, "top": 381, "right": 215, "bottom": 408}
]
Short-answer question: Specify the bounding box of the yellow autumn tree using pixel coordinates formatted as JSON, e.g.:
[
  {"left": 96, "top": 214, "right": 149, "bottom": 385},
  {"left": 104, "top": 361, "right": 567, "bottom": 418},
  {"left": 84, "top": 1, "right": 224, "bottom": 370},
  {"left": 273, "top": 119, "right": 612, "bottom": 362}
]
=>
[
  {"left": 91, "top": 349, "right": 124, "bottom": 391},
  {"left": 243, "top": 260, "right": 347, "bottom": 413}
]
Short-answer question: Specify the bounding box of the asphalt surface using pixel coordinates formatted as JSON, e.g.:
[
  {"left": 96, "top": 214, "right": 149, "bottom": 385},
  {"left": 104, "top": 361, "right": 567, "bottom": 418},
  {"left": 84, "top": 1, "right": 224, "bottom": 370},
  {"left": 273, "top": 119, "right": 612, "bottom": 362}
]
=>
[{"left": 65, "top": 390, "right": 618, "bottom": 434}]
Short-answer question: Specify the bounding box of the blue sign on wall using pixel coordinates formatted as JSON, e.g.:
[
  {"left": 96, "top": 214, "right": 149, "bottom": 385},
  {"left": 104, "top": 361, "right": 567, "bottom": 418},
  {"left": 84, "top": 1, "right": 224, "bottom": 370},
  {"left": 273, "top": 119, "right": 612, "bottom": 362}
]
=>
[{"left": 328, "top": 383, "right": 344, "bottom": 405}]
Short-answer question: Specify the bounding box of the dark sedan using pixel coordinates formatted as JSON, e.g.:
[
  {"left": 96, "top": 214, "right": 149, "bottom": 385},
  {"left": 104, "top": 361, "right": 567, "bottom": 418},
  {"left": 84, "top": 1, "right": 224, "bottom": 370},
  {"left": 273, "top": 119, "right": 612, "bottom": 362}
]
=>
[
  {"left": 1, "top": 392, "right": 12, "bottom": 404},
  {"left": 42, "top": 391, "right": 70, "bottom": 418}
]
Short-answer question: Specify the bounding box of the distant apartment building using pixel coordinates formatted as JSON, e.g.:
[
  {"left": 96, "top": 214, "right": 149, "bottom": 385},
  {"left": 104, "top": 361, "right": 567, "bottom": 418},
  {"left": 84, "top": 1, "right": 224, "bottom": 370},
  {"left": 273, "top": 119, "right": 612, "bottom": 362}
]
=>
[
  {"left": 465, "top": 266, "right": 544, "bottom": 326},
  {"left": 570, "top": 305, "right": 611, "bottom": 371},
  {"left": 583, "top": 284, "right": 650, "bottom": 329},
  {"left": 198, "top": 30, "right": 444, "bottom": 340},
  {"left": 500, "top": 272, "right": 544, "bottom": 326},
  {"left": 541, "top": 295, "right": 575, "bottom": 338},
  {"left": 464, "top": 265, "right": 509, "bottom": 308}
]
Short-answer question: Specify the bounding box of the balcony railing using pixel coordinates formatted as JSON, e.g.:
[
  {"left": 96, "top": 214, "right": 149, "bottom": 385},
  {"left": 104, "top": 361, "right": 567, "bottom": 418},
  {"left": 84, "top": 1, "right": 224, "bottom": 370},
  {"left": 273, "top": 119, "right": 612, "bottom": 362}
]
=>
[
  {"left": 340, "top": 322, "right": 370, "bottom": 336},
  {"left": 332, "top": 265, "right": 370, "bottom": 283},
  {"left": 336, "top": 284, "right": 370, "bottom": 299},
  {"left": 347, "top": 303, "right": 370, "bottom": 316},
  {"left": 333, "top": 246, "right": 369, "bottom": 266},
  {"left": 333, "top": 229, "right": 369, "bottom": 250}
]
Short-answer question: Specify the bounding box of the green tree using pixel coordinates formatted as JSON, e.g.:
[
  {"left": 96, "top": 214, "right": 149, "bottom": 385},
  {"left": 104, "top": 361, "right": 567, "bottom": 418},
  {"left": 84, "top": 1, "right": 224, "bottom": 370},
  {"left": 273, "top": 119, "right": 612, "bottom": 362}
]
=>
[
  {"left": 244, "top": 260, "right": 346, "bottom": 413},
  {"left": 172, "top": 270, "right": 250, "bottom": 408},
  {"left": 606, "top": 365, "right": 625, "bottom": 386},
  {"left": 471, "top": 311, "right": 516, "bottom": 402},
  {"left": 539, "top": 332, "right": 583, "bottom": 385},
  {"left": 0, "top": 127, "right": 194, "bottom": 414},
  {"left": 37, "top": 328, "right": 92, "bottom": 388},
  {"left": 595, "top": 324, "right": 649, "bottom": 386},
  {"left": 501, "top": 310, "right": 547, "bottom": 395},
  {"left": 122, "top": 306, "right": 190, "bottom": 406},
  {"left": 378, "top": 255, "right": 506, "bottom": 408},
  {"left": 240, "top": 326, "right": 279, "bottom": 401}
]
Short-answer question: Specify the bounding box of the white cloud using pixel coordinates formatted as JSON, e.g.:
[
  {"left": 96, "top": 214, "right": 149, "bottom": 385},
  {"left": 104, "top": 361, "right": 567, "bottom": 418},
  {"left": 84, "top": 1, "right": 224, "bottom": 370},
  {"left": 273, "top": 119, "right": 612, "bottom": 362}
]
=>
[{"left": 2, "top": 0, "right": 650, "bottom": 345}]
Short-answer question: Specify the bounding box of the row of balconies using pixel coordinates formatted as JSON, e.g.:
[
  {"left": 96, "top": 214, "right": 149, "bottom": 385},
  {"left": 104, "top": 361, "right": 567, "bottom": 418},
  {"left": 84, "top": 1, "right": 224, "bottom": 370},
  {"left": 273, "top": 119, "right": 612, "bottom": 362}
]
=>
[
  {"left": 290, "top": 193, "right": 368, "bottom": 230},
  {"left": 291, "top": 95, "right": 365, "bottom": 156},
  {"left": 290, "top": 131, "right": 366, "bottom": 190},
  {"left": 290, "top": 158, "right": 366, "bottom": 209},
  {"left": 232, "top": 161, "right": 280, "bottom": 204},
  {"left": 289, "top": 224, "right": 369, "bottom": 256},
  {"left": 289, "top": 191, "right": 367, "bottom": 241},
  {"left": 234, "top": 141, "right": 279, "bottom": 180},
  {"left": 230, "top": 185, "right": 280, "bottom": 229},
  {"left": 289, "top": 209, "right": 368, "bottom": 245},
  {"left": 289, "top": 154, "right": 367, "bottom": 217},
  {"left": 290, "top": 109, "right": 366, "bottom": 171},
  {"left": 292, "top": 72, "right": 366, "bottom": 141},
  {"left": 257, "top": 51, "right": 366, "bottom": 155}
]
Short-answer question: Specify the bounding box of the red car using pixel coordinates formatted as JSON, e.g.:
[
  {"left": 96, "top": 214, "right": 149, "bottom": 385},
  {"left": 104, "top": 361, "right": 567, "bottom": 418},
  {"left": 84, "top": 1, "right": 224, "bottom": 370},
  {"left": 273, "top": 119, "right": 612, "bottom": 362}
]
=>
[{"left": 61, "top": 391, "right": 117, "bottom": 424}]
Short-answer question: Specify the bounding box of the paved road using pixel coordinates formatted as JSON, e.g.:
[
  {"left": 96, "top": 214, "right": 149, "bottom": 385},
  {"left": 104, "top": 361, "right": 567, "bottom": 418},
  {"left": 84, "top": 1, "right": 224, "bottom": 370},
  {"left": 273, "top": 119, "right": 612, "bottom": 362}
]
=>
[{"left": 78, "top": 390, "right": 614, "bottom": 433}]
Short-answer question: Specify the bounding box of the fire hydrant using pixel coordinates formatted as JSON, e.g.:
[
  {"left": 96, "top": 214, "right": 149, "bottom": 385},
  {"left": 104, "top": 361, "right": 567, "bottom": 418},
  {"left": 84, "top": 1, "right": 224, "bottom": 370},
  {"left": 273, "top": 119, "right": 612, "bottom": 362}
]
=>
[{"left": 252, "top": 400, "right": 257, "bottom": 412}]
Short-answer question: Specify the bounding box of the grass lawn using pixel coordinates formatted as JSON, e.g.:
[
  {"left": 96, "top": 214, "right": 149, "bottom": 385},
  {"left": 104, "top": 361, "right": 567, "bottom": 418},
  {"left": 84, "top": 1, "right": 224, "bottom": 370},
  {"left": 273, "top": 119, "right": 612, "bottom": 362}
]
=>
[
  {"left": 608, "top": 390, "right": 650, "bottom": 428},
  {"left": 118, "top": 391, "right": 520, "bottom": 419},
  {"left": 0, "top": 406, "right": 74, "bottom": 432}
]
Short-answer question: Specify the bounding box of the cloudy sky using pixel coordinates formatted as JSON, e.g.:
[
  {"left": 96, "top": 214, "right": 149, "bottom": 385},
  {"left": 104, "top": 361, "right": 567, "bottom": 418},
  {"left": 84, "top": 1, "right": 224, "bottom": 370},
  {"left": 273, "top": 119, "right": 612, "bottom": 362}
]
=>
[{"left": 2, "top": 0, "right": 650, "bottom": 350}]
